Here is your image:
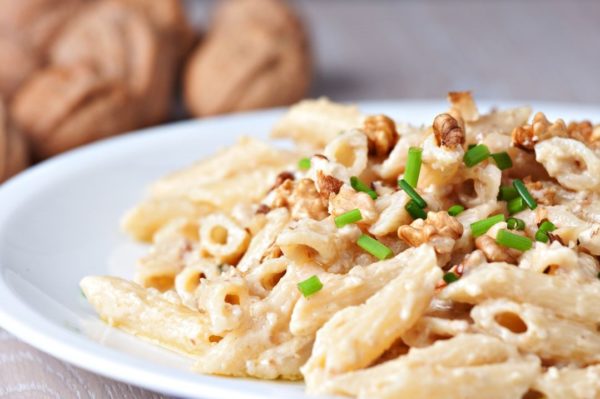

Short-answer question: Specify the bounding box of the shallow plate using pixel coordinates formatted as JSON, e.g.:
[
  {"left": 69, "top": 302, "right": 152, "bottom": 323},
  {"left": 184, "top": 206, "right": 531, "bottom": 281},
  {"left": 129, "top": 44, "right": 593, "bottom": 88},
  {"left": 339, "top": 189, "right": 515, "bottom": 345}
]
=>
[{"left": 1, "top": 100, "right": 599, "bottom": 399}]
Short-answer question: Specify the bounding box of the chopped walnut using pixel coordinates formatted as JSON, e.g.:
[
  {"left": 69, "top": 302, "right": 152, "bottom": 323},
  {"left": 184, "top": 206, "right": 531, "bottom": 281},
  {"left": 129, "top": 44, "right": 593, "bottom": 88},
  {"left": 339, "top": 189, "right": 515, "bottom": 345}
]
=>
[
  {"left": 272, "top": 171, "right": 295, "bottom": 190},
  {"left": 330, "top": 185, "right": 378, "bottom": 223},
  {"left": 511, "top": 112, "right": 568, "bottom": 151},
  {"left": 447, "top": 91, "right": 479, "bottom": 122},
  {"left": 397, "top": 211, "right": 463, "bottom": 265},
  {"left": 432, "top": 113, "right": 465, "bottom": 149},
  {"left": 363, "top": 114, "right": 399, "bottom": 157},
  {"left": 272, "top": 178, "right": 328, "bottom": 220},
  {"left": 567, "top": 120, "right": 599, "bottom": 148},
  {"left": 316, "top": 170, "right": 343, "bottom": 200},
  {"left": 475, "top": 235, "right": 519, "bottom": 264},
  {"left": 256, "top": 204, "right": 271, "bottom": 214}
]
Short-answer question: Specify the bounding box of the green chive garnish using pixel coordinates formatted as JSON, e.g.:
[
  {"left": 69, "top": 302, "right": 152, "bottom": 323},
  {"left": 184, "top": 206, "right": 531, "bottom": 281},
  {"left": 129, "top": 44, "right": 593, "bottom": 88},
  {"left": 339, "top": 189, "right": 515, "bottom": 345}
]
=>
[
  {"left": 404, "top": 147, "right": 423, "bottom": 187},
  {"left": 298, "top": 157, "right": 311, "bottom": 170},
  {"left": 498, "top": 186, "right": 519, "bottom": 201},
  {"left": 507, "top": 197, "right": 526, "bottom": 215},
  {"left": 398, "top": 179, "right": 427, "bottom": 208},
  {"left": 496, "top": 229, "right": 533, "bottom": 251},
  {"left": 357, "top": 234, "right": 393, "bottom": 260},
  {"left": 513, "top": 179, "right": 537, "bottom": 210},
  {"left": 448, "top": 204, "right": 465, "bottom": 216},
  {"left": 405, "top": 200, "right": 427, "bottom": 220},
  {"left": 470, "top": 214, "right": 505, "bottom": 237},
  {"left": 597, "top": 271, "right": 600, "bottom": 280},
  {"left": 297, "top": 275, "right": 323, "bottom": 297},
  {"left": 334, "top": 209, "right": 362, "bottom": 228},
  {"left": 506, "top": 217, "right": 525, "bottom": 231},
  {"left": 463, "top": 144, "right": 490, "bottom": 167},
  {"left": 490, "top": 152, "right": 513, "bottom": 170},
  {"left": 443, "top": 272, "right": 460, "bottom": 284},
  {"left": 539, "top": 220, "right": 556, "bottom": 233},
  {"left": 350, "top": 176, "right": 377, "bottom": 200},
  {"left": 468, "top": 144, "right": 476, "bottom": 150},
  {"left": 535, "top": 230, "right": 549, "bottom": 243}
]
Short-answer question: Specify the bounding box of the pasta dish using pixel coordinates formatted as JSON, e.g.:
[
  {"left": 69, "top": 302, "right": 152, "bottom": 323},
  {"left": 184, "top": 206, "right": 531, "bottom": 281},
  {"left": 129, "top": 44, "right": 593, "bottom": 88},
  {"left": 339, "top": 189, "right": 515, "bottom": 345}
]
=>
[{"left": 81, "top": 93, "right": 600, "bottom": 398}]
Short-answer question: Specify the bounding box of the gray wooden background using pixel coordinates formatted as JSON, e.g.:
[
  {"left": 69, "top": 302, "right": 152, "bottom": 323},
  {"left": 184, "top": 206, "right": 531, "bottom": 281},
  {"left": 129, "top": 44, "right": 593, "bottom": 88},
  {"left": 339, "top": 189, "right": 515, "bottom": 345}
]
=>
[{"left": 1, "top": 1, "right": 599, "bottom": 398}]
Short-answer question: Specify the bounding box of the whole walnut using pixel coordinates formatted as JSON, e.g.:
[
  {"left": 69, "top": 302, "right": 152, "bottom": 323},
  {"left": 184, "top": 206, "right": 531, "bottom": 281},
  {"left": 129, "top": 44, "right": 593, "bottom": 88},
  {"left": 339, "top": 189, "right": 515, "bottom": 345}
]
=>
[
  {"left": 184, "top": 0, "right": 311, "bottom": 116},
  {"left": 0, "top": 100, "right": 29, "bottom": 183},
  {"left": 10, "top": 0, "right": 193, "bottom": 158}
]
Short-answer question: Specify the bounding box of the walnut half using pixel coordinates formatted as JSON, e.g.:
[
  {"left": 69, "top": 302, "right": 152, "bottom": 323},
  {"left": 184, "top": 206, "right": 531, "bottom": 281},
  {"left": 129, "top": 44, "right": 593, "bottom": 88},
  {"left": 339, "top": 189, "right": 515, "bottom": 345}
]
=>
[
  {"left": 397, "top": 211, "right": 463, "bottom": 265},
  {"left": 363, "top": 114, "right": 398, "bottom": 157},
  {"left": 432, "top": 113, "right": 465, "bottom": 149},
  {"left": 475, "top": 235, "right": 520, "bottom": 264}
]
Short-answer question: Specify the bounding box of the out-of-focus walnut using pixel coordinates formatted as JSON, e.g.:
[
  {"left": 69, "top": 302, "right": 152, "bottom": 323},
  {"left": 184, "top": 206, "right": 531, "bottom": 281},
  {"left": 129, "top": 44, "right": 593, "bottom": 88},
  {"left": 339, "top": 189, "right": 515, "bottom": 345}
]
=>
[
  {"left": 316, "top": 170, "right": 343, "bottom": 200},
  {"left": 567, "top": 120, "right": 600, "bottom": 148},
  {"left": 11, "top": 64, "right": 135, "bottom": 158},
  {"left": 432, "top": 113, "right": 465, "bottom": 149},
  {"left": 524, "top": 179, "right": 557, "bottom": 206},
  {"left": 511, "top": 112, "right": 567, "bottom": 151},
  {"left": 184, "top": 0, "right": 311, "bottom": 116},
  {"left": 475, "top": 235, "right": 519, "bottom": 264},
  {"left": 447, "top": 91, "right": 479, "bottom": 122},
  {"left": 397, "top": 211, "right": 463, "bottom": 265},
  {"left": 272, "top": 178, "right": 328, "bottom": 220},
  {"left": 0, "top": 100, "right": 29, "bottom": 183},
  {"left": 363, "top": 114, "right": 399, "bottom": 157},
  {"left": 0, "top": 35, "right": 42, "bottom": 99}
]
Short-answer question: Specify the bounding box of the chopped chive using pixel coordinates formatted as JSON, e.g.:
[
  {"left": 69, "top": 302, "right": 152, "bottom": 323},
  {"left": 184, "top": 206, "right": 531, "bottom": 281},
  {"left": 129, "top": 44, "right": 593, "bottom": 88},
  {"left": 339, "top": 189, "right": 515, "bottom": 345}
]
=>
[
  {"left": 443, "top": 272, "right": 460, "bottom": 284},
  {"left": 350, "top": 176, "right": 377, "bottom": 200},
  {"left": 297, "top": 275, "right": 323, "bottom": 297},
  {"left": 398, "top": 179, "right": 427, "bottom": 208},
  {"left": 498, "top": 186, "right": 519, "bottom": 201},
  {"left": 507, "top": 197, "right": 526, "bottom": 215},
  {"left": 513, "top": 179, "right": 537, "bottom": 210},
  {"left": 298, "top": 157, "right": 311, "bottom": 170},
  {"left": 404, "top": 147, "right": 423, "bottom": 187},
  {"left": 470, "top": 214, "right": 505, "bottom": 237},
  {"left": 334, "top": 209, "right": 363, "bottom": 228},
  {"left": 463, "top": 144, "right": 490, "bottom": 167},
  {"left": 496, "top": 229, "right": 533, "bottom": 251},
  {"left": 597, "top": 271, "right": 600, "bottom": 280},
  {"left": 490, "top": 152, "right": 513, "bottom": 170},
  {"left": 506, "top": 217, "right": 525, "bottom": 231},
  {"left": 468, "top": 144, "right": 476, "bottom": 150},
  {"left": 406, "top": 200, "right": 427, "bottom": 220},
  {"left": 539, "top": 220, "right": 556, "bottom": 233},
  {"left": 357, "top": 234, "right": 393, "bottom": 260},
  {"left": 80, "top": 288, "right": 86, "bottom": 299},
  {"left": 448, "top": 204, "right": 465, "bottom": 216},
  {"left": 535, "top": 230, "right": 549, "bottom": 243}
]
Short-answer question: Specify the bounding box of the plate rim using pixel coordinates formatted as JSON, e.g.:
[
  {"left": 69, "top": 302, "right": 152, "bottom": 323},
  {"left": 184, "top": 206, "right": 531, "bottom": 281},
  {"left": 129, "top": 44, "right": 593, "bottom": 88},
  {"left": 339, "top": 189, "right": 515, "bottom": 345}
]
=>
[{"left": 1, "top": 99, "right": 600, "bottom": 398}]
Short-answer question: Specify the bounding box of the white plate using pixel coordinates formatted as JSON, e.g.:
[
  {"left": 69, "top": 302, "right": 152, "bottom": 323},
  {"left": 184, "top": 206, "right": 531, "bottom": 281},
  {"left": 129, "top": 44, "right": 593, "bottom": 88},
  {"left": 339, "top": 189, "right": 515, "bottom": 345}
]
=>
[{"left": 1, "top": 100, "right": 599, "bottom": 399}]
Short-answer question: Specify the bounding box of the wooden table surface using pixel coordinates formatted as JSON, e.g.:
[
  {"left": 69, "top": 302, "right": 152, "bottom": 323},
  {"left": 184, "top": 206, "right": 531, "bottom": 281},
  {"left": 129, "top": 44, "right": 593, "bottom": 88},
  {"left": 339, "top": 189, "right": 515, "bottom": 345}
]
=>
[{"left": 2, "top": 1, "right": 599, "bottom": 398}]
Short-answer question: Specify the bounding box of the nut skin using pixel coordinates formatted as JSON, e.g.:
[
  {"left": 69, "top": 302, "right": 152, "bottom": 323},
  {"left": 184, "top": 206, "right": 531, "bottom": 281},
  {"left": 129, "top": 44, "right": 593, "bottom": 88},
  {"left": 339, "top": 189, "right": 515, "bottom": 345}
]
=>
[
  {"left": 432, "top": 113, "right": 465, "bottom": 149},
  {"left": 316, "top": 170, "right": 343, "bottom": 200},
  {"left": 363, "top": 114, "right": 399, "bottom": 157},
  {"left": 184, "top": 0, "right": 311, "bottom": 117}
]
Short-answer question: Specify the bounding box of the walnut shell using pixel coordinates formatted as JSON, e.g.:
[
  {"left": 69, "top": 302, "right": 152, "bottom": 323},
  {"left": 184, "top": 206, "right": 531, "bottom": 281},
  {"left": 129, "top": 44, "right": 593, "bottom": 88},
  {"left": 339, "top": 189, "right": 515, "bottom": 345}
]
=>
[
  {"left": 184, "top": 0, "right": 311, "bottom": 116},
  {"left": 11, "top": 64, "right": 135, "bottom": 158},
  {"left": 0, "top": 100, "right": 29, "bottom": 183}
]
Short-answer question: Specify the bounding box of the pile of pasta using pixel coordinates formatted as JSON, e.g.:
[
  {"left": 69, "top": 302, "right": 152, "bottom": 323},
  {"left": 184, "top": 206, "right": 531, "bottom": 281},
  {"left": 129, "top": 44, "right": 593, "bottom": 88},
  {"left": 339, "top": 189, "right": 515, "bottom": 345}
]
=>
[{"left": 81, "top": 93, "right": 600, "bottom": 398}]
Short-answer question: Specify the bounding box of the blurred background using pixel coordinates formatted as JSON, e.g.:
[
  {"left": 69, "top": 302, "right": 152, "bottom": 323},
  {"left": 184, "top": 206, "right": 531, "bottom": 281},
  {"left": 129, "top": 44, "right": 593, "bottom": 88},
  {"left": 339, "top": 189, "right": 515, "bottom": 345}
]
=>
[
  {"left": 0, "top": 0, "right": 599, "bottom": 396},
  {"left": 1, "top": 0, "right": 600, "bottom": 183}
]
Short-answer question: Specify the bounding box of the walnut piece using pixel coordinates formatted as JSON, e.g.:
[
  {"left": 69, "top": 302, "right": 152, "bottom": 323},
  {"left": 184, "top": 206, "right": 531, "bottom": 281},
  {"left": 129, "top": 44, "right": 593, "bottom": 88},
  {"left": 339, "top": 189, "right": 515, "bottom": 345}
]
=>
[
  {"left": 272, "top": 178, "right": 328, "bottom": 220},
  {"left": 330, "top": 185, "right": 378, "bottom": 223},
  {"left": 475, "top": 235, "right": 519, "bottom": 264},
  {"left": 316, "top": 170, "right": 343, "bottom": 200},
  {"left": 525, "top": 179, "right": 557, "bottom": 206},
  {"left": 447, "top": 91, "right": 479, "bottom": 122},
  {"left": 511, "top": 112, "right": 568, "bottom": 151},
  {"left": 397, "top": 211, "right": 463, "bottom": 265},
  {"left": 363, "top": 114, "right": 399, "bottom": 157},
  {"left": 432, "top": 113, "right": 465, "bottom": 149},
  {"left": 184, "top": 0, "right": 311, "bottom": 116}
]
